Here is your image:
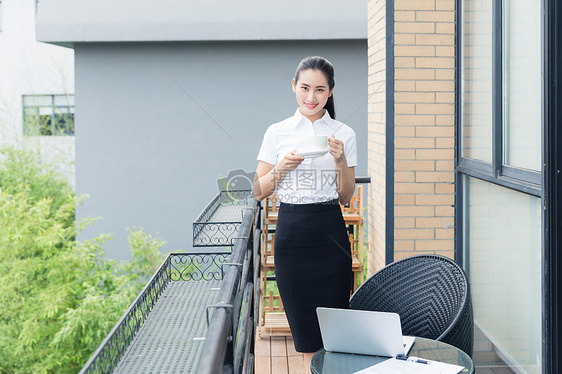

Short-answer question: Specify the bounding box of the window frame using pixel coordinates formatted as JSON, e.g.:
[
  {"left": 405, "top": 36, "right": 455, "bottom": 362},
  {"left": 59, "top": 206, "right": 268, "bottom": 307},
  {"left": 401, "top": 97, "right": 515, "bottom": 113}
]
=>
[
  {"left": 544, "top": 1, "right": 562, "bottom": 372},
  {"left": 457, "top": 0, "right": 542, "bottom": 195},
  {"left": 22, "top": 94, "right": 75, "bottom": 136},
  {"left": 456, "top": 0, "right": 552, "bottom": 371}
]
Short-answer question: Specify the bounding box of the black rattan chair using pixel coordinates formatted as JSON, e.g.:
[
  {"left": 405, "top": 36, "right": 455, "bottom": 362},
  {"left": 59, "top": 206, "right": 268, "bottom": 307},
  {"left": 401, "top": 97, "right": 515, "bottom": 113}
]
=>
[{"left": 349, "top": 255, "right": 473, "bottom": 357}]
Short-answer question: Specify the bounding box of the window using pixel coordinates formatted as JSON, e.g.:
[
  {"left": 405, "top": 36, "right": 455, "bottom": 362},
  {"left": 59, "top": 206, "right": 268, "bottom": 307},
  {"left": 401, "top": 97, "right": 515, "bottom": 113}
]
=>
[
  {"left": 464, "top": 177, "right": 542, "bottom": 373},
  {"left": 502, "top": 0, "right": 542, "bottom": 172},
  {"left": 461, "top": 0, "right": 493, "bottom": 163},
  {"left": 460, "top": 0, "right": 542, "bottom": 188},
  {"left": 23, "top": 95, "right": 75, "bottom": 136},
  {"left": 458, "top": 0, "right": 543, "bottom": 372}
]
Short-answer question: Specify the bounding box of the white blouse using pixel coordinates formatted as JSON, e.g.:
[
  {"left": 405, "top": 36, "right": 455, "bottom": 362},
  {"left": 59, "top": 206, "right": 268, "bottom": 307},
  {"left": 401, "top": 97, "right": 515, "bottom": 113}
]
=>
[{"left": 257, "top": 109, "right": 357, "bottom": 205}]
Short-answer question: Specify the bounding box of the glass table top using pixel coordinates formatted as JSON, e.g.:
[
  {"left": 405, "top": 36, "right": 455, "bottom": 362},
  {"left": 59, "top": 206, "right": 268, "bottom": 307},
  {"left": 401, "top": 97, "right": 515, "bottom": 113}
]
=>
[{"left": 310, "top": 337, "right": 474, "bottom": 374}]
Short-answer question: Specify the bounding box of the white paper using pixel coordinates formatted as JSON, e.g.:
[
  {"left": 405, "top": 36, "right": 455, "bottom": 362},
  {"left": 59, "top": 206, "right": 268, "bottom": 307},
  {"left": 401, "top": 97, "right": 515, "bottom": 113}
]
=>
[
  {"left": 353, "top": 357, "right": 465, "bottom": 374},
  {"left": 402, "top": 336, "right": 415, "bottom": 355}
]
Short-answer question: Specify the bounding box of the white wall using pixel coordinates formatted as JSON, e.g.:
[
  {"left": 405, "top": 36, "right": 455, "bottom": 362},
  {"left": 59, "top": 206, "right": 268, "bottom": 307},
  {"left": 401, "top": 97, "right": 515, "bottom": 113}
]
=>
[{"left": 0, "top": 0, "right": 75, "bottom": 185}]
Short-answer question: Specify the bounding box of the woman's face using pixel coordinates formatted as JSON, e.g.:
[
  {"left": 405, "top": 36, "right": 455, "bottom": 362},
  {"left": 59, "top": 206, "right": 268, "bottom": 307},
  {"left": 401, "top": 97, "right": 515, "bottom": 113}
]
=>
[{"left": 292, "top": 69, "right": 333, "bottom": 123}]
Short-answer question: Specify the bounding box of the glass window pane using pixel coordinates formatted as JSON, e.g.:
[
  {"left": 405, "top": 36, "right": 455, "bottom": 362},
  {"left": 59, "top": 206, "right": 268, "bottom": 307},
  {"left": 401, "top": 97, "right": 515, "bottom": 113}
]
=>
[
  {"left": 502, "top": 0, "right": 541, "bottom": 171},
  {"left": 23, "top": 108, "right": 39, "bottom": 136},
  {"left": 68, "top": 113, "right": 75, "bottom": 135},
  {"left": 23, "top": 95, "right": 52, "bottom": 107},
  {"left": 54, "top": 110, "right": 68, "bottom": 135},
  {"left": 54, "top": 94, "right": 73, "bottom": 106},
  {"left": 461, "top": 0, "right": 493, "bottom": 162},
  {"left": 39, "top": 115, "right": 53, "bottom": 136},
  {"left": 39, "top": 106, "right": 53, "bottom": 115},
  {"left": 22, "top": 95, "right": 75, "bottom": 136},
  {"left": 464, "top": 177, "right": 541, "bottom": 373}
]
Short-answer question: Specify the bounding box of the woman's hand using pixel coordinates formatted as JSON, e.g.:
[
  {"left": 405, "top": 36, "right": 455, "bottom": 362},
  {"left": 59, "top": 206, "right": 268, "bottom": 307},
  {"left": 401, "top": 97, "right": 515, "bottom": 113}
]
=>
[
  {"left": 253, "top": 152, "right": 303, "bottom": 201},
  {"left": 328, "top": 135, "right": 346, "bottom": 164},
  {"left": 328, "top": 134, "right": 355, "bottom": 204},
  {"left": 279, "top": 151, "right": 305, "bottom": 171}
]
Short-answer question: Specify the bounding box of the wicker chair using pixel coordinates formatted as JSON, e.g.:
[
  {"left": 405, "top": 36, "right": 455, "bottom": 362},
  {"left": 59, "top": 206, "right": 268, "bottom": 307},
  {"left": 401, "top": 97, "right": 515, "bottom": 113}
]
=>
[{"left": 349, "top": 255, "right": 473, "bottom": 357}]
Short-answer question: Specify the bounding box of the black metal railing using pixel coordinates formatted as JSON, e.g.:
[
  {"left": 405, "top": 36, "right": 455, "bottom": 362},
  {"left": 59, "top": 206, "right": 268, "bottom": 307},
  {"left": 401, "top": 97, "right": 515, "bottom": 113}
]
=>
[
  {"left": 193, "top": 190, "right": 253, "bottom": 247},
  {"left": 78, "top": 252, "right": 229, "bottom": 374},
  {"left": 196, "top": 198, "right": 259, "bottom": 374},
  {"left": 78, "top": 175, "right": 369, "bottom": 373}
]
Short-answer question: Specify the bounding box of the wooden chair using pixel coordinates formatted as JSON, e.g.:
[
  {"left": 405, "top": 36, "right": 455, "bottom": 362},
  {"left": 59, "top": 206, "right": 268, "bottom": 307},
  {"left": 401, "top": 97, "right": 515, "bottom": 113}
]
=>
[
  {"left": 258, "top": 224, "right": 291, "bottom": 336},
  {"left": 261, "top": 226, "right": 275, "bottom": 270},
  {"left": 349, "top": 233, "right": 363, "bottom": 293},
  {"left": 262, "top": 193, "right": 280, "bottom": 225},
  {"left": 341, "top": 185, "right": 364, "bottom": 226},
  {"left": 259, "top": 277, "right": 290, "bottom": 336},
  {"left": 264, "top": 186, "right": 364, "bottom": 226},
  {"left": 343, "top": 185, "right": 364, "bottom": 291},
  {"left": 258, "top": 186, "right": 366, "bottom": 335}
]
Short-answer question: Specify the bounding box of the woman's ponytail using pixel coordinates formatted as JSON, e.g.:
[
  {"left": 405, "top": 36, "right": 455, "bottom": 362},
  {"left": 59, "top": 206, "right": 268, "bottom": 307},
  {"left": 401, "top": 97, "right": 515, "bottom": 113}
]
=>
[{"left": 325, "top": 96, "right": 336, "bottom": 119}]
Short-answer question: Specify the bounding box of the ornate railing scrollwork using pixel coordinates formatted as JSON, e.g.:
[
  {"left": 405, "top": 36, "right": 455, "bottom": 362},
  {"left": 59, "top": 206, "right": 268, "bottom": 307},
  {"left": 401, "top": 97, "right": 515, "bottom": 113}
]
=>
[
  {"left": 193, "top": 223, "right": 242, "bottom": 246},
  {"left": 78, "top": 253, "right": 228, "bottom": 374},
  {"left": 79, "top": 192, "right": 258, "bottom": 374},
  {"left": 170, "top": 253, "right": 229, "bottom": 281},
  {"left": 193, "top": 190, "right": 254, "bottom": 247}
]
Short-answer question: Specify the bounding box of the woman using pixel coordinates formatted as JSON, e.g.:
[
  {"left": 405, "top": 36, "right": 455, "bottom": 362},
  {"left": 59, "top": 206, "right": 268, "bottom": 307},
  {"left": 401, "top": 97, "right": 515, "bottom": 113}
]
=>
[{"left": 253, "top": 56, "right": 357, "bottom": 372}]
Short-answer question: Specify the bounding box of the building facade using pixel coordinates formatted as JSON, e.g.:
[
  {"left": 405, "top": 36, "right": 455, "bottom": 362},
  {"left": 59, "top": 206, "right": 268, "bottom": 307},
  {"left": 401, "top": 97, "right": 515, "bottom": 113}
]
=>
[
  {"left": 368, "top": 0, "right": 560, "bottom": 373},
  {"left": 35, "top": 0, "right": 369, "bottom": 259},
  {"left": 33, "top": 0, "right": 562, "bottom": 371},
  {"left": 0, "top": 0, "right": 75, "bottom": 185}
]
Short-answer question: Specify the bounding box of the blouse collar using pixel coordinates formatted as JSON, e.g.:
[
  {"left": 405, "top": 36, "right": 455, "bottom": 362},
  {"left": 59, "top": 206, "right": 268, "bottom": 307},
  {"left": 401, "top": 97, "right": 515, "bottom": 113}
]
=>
[{"left": 287, "top": 108, "right": 337, "bottom": 130}]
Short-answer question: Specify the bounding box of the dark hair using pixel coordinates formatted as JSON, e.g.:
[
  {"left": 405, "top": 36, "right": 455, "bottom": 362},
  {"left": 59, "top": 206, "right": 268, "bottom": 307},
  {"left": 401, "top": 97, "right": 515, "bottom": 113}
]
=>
[{"left": 294, "top": 56, "right": 336, "bottom": 119}]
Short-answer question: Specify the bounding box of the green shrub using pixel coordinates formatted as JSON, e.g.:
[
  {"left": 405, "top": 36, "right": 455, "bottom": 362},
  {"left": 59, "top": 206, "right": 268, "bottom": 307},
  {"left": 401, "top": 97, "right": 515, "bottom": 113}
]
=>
[
  {"left": 0, "top": 147, "right": 73, "bottom": 215},
  {"left": 0, "top": 147, "right": 165, "bottom": 374}
]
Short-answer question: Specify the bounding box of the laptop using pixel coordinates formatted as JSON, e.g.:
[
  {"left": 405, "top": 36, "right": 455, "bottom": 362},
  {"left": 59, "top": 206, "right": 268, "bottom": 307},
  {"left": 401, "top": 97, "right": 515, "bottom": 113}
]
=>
[{"left": 316, "top": 307, "right": 415, "bottom": 357}]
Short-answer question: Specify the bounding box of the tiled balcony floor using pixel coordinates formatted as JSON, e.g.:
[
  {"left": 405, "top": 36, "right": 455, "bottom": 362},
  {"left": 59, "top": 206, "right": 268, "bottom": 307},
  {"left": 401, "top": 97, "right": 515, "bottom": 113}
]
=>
[{"left": 254, "top": 335, "right": 305, "bottom": 374}]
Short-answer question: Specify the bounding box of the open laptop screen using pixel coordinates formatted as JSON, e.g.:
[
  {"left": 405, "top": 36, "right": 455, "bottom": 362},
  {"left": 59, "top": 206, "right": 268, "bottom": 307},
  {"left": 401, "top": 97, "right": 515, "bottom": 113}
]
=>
[{"left": 316, "top": 307, "right": 410, "bottom": 357}]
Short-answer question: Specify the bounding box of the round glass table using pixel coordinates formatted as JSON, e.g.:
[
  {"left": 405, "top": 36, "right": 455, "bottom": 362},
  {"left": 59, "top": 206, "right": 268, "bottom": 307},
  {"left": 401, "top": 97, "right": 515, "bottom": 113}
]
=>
[{"left": 310, "top": 337, "right": 474, "bottom": 374}]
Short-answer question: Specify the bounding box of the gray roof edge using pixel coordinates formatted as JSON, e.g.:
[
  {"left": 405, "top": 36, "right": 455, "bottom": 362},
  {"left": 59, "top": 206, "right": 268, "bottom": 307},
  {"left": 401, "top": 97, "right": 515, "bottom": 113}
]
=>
[
  {"left": 36, "top": 37, "right": 367, "bottom": 47},
  {"left": 35, "top": 0, "right": 367, "bottom": 44},
  {"left": 36, "top": 23, "right": 367, "bottom": 44}
]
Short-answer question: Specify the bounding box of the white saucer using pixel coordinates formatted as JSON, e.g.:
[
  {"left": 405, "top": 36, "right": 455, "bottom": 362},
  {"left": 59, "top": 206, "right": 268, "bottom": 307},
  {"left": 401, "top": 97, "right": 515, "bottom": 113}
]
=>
[{"left": 295, "top": 148, "right": 330, "bottom": 158}]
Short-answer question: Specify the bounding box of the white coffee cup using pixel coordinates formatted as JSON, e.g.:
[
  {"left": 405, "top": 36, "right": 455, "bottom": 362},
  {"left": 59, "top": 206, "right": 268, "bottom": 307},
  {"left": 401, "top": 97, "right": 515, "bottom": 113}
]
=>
[{"left": 301, "top": 135, "right": 328, "bottom": 152}]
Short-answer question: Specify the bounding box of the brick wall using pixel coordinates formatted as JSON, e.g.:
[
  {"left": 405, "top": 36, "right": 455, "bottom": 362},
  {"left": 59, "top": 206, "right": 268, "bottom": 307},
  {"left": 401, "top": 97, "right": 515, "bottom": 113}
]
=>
[
  {"left": 367, "top": 0, "right": 388, "bottom": 274},
  {"left": 367, "top": 0, "right": 456, "bottom": 272}
]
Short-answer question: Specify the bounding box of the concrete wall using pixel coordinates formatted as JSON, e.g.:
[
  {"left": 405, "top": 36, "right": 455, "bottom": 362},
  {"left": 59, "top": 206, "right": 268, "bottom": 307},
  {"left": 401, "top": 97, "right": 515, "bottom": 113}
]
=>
[
  {"left": 0, "top": 0, "right": 75, "bottom": 185},
  {"left": 75, "top": 40, "right": 368, "bottom": 259},
  {"left": 36, "top": 0, "right": 366, "bottom": 44}
]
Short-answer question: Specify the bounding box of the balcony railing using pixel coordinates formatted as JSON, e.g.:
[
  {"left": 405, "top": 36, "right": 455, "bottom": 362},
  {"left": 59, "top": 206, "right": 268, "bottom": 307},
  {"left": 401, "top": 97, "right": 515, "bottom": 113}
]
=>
[
  {"left": 79, "top": 178, "right": 369, "bottom": 373},
  {"left": 78, "top": 194, "right": 258, "bottom": 374},
  {"left": 193, "top": 190, "right": 254, "bottom": 247}
]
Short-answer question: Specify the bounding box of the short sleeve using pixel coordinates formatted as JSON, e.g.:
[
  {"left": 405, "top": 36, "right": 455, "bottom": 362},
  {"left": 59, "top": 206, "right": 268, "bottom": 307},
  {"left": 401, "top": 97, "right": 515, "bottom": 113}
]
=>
[
  {"left": 257, "top": 126, "right": 277, "bottom": 165},
  {"left": 344, "top": 129, "right": 358, "bottom": 167}
]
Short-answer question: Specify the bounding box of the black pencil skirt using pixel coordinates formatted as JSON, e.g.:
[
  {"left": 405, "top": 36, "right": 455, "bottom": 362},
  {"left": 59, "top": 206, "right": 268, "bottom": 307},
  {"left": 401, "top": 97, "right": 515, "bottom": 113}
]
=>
[{"left": 274, "top": 200, "right": 352, "bottom": 353}]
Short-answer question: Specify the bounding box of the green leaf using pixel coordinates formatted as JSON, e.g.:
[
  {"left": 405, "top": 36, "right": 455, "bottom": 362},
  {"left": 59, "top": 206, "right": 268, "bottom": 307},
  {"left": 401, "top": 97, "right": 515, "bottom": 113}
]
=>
[{"left": 0, "top": 147, "right": 165, "bottom": 373}]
